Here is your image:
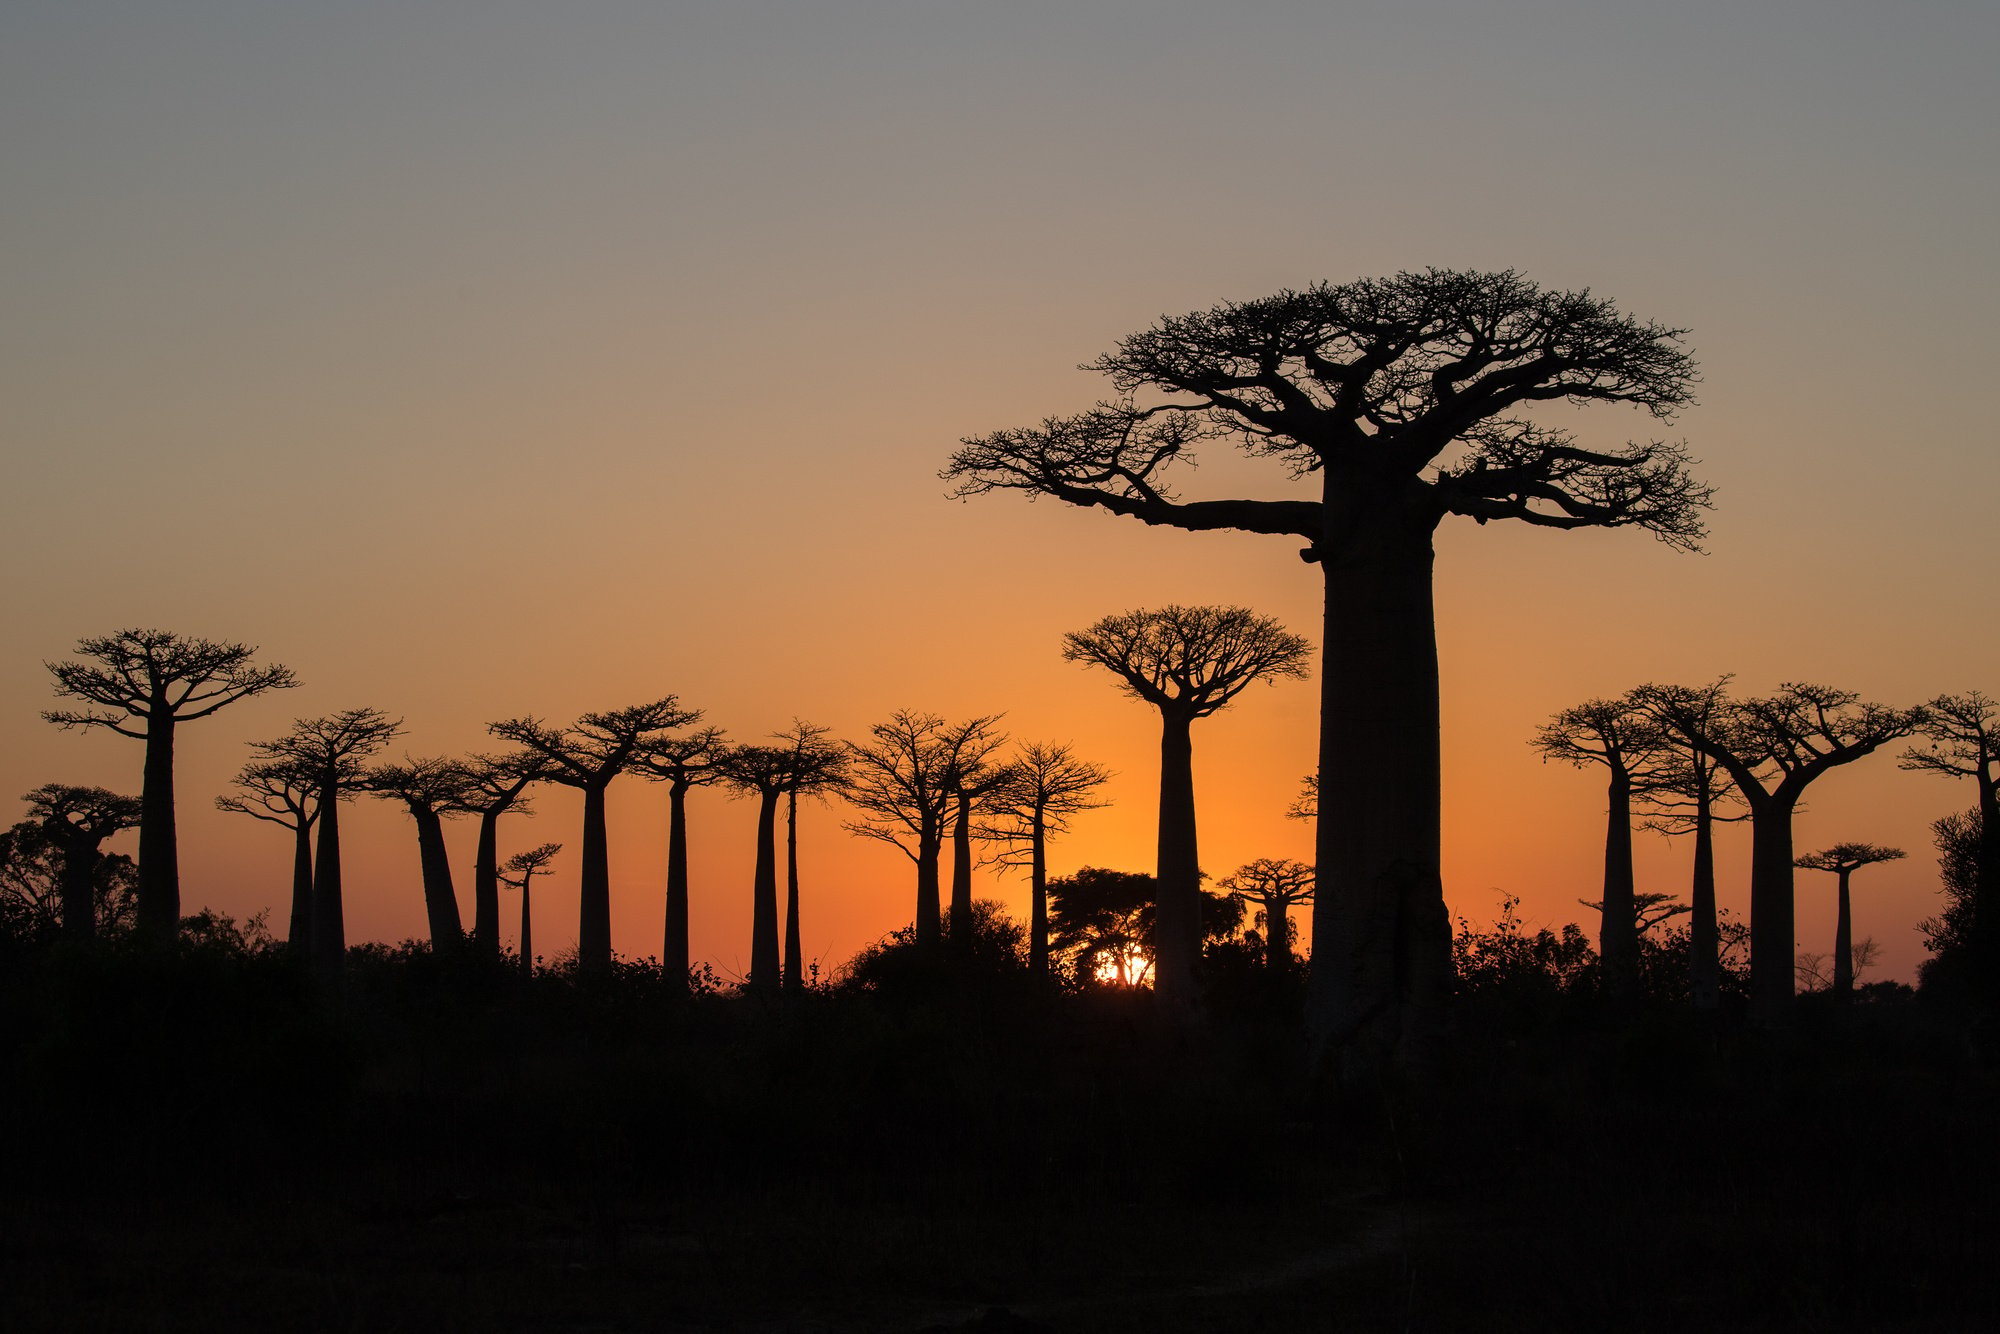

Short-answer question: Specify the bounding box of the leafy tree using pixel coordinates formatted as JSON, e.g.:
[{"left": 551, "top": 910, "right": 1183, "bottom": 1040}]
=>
[
  {"left": 1219, "top": 858, "right": 1316, "bottom": 975},
  {"left": 1920, "top": 809, "right": 1984, "bottom": 999},
  {"left": 0, "top": 819, "right": 137, "bottom": 941},
  {"left": 1062, "top": 605, "right": 1310, "bottom": 1008},
  {"left": 982, "top": 741, "right": 1111, "bottom": 976},
  {"left": 631, "top": 726, "right": 729, "bottom": 983},
  {"left": 460, "top": 751, "right": 552, "bottom": 961},
  {"left": 363, "top": 757, "right": 479, "bottom": 955},
  {"left": 1901, "top": 692, "right": 1999, "bottom": 1005},
  {"left": 489, "top": 699, "right": 699, "bottom": 975},
  {"left": 1794, "top": 843, "right": 1904, "bottom": 999},
  {"left": 498, "top": 842, "right": 562, "bottom": 979},
  {"left": 44, "top": 629, "right": 297, "bottom": 938},
  {"left": 947, "top": 269, "right": 1707, "bottom": 1072},
  {"left": 216, "top": 758, "right": 321, "bottom": 948},
  {"left": 1452, "top": 895, "right": 1598, "bottom": 1014},
  {"left": 19, "top": 784, "right": 143, "bottom": 940},
  {"left": 1049, "top": 867, "right": 1157, "bottom": 987}
]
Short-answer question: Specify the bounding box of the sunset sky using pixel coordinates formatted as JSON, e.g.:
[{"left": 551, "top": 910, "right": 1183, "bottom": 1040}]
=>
[{"left": 4, "top": 1, "right": 1995, "bottom": 984}]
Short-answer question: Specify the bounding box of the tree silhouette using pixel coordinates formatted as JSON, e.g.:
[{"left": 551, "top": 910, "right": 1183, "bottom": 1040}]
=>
[
  {"left": 489, "top": 699, "right": 698, "bottom": 975},
  {"left": 461, "top": 751, "right": 551, "bottom": 962},
  {"left": 1062, "top": 605, "right": 1310, "bottom": 1009},
  {"left": 1636, "top": 682, "right": 1925, "bottom": 1018},
  {"left": 43, "top": 629, "right": 297, "bottom": 939},
  {"left": 363, "top": 757, "right": 478, "bottom": 955},
  {"left": 21, "top": 784, "right": 143, "bottom": 941},
  {"left": 843, "top": 712, "right": 1007, "bottom": 952},
  {"left": 775, "top": 721, "right": 847, "bottom": 994},
  {"left": 1219, "top": 858, "right": 1316, "bottom": 975},
  {"left": 1531, "top": 697, "right": 1670, "bottom": 999},
  {"left": 947, "top": 269, "right": 1706, "bottom": 1071},
  {"left": 216, "top": 758, "right": 321, "bottom": 948},
  {"left": 1901, "top": 692, "right": 1998, "bottom": 1005},
  {"left": 718, "top": 743, "right": 795, "bottom": 992},
  {"left": 1921, "top": 808, "right": 1985, "bottom": 998},
  {"left": 1048, "top": 867, "right": 1157, "bottom": 987},
  {"left": 947, "top": 746, "right": 1014, "bottom": 947},
  {"left": 1, "top": 815, "right": 137, "bottom": 940},
  {"left": 498, "top": 842, "right": 561, "bottom": 979},
  {"left": 1794, "top": 842, "right": 1904, "bottom": 999},
  {"left": 982, "top": 741, "right": 1111, "bottom": 976},
  {"left": 252, "top": 708, "right": 402, "bottom": 970},
  {"left": 631, "top": 726, "right": 729, "bottom": 985}
]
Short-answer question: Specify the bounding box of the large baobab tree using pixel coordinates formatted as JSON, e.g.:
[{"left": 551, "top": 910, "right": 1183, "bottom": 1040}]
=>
[
  {"left": 364, "top": 757, "right": 478, "bottom": 955},
  {"left": 44, "top": 629, "right": 297, "bottom": 938},
  {"left": 490, "top": 699, "right": 698, "bottom": 975},
  {"left": 216, "top": 758, "right": 321, "bottom": 948},
  {"left": 775, "top": 721, "right": 847, "bottom": 993},
  {"left": 843, "top": 712, "right": 1008, "bottom": 952},
  {"left": 946, "top": 269, "right": 1707, "bottom": 1072},
  {"left": 1635, "top": 682, "right": 1925, "bottom": 1019},
  {"left": 630, "top": 726, "right": 728, "bottom": 983},
  {"left": 499, "top": 842, "right": 561, "bottom": 979},
  {"left": 22, "top": 784, "right": 143, "bottom": 941},
  {"left": 461, "top": 752, "right": 550, "bottom": 961},
  {"left": 253, "top": 708, "right": 402, "bottom": 970},
  {"left": 1220, "top": 858, "right": 1316, "bottom": 976},
  {"left": 983, "top": 741, "right": 1111, "bottom": 976},
  {"left": 1901, "top": 692, "right": 1998, "bottom": 1004},
  {"left": 1530, "top": 697, "right": 1671, "bottom": 999},
  {"left": 1063, "top": 605, "right": 1311, "bottom": 1009},
  {"left": 1794, "top": 842, "right": 1904, "bottom": 1000}
]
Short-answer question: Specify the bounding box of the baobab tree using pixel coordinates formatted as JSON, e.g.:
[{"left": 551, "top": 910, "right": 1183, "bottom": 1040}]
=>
[
  {"left": 499, "top": 842, "right": 562, "bottom": 979},
  {"left": 1635, "top": 682, "right": 1925, "bottom": 1019},
  {"left": 982, "top": 741, "right": 1111, "bottom": 976},
  {"left": 44, "top": 629, "right": 297, "bottom": 938},
  {"left": 1901, "top": 692, "right": 1998, "bottom": 1003},
  {"left": 21, "top": 784, "right": 143, "bottom": 941},
  {"left": 1530, "top": 697, "right": 1671, "bottom": 999},
  {"left": 461, "top": 751, "right": 551, "bottom": 961},
  {"left": 364, "top": 757, "right": 478, "bottom": 955},
  {"left": 718, "top": 743, "right": 796, "bottom": 992},
  {"left": 216, "top": 758, "right": 320, "bottom": 948},
  {"left": 947, "top": 749, "right": 1014, "bottom": 946},
  {"left": 1219, "top": 858, "right": 1316, "bottom": 975},
  {"left": 631, "top": 726, "right": 729, "bottom": 983},
  {"left": 1794, "top": 842, "right": 1904, "bottom": 1000},
  {"left": 844, "top": 712, "right": 1008, "bottom": 951},
  {"left": 947, "top": 269, "right": 1707, "bottom": 1072},
  {"left": 489, "top": 699, "right": 698, "bottom": 975},
  {"left": 1, "top": 811, "right": 138, "bottom": 939},
  {"left": 252, "top": 708, "right": 402, "bottom": 971},
  {"left": 1063, "top": 605, "right": 1311, "bottom": 1009},
  {"left": 775, "top": 721, "right": 847, "bottom": 993}
]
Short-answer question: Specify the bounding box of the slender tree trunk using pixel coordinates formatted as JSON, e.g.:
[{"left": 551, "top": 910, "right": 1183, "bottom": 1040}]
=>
[
  {"left": 1154, "top": 708, "right": 1200, "bottom": 1009},
  {"left": 1029, "top": 809, "right": 1049, "bottom": 977},
  {"left": 520, "top": 876, "right": 534, "bottom": 979},
  {"left": 579, "top": 782, "right": 612, "bottom": 975},
  {"left": 664, "top": 780, "right": 691, "bottom": 984},
  {"left": 474, "top": 808, "right": 501, "bottom": 960},
  {"left": 915, "top": 817, "right": 942, "bottom": 950},
  {"left": 1266, "top": 894, "right": 1290, "bottom": 975},
  {"left": 750, "top": 788, "right": 780, "bottom": 989},
  {"left": 783, "top": 784, "right": 803, "bottom": 991},
  {"left": 311, "top": 774, "right": 345, "bottom": 973},
  {"left": 59, "top": 838, "right": 96, "bottom": 941},
  {"left": 1746, "top": 791, "right": 1797, "bottom": 1023},
  {"left": 414, "top": 806, "right": 463, "bottom": 954},
  {"left": 1306, "top": 499, "right": 1450, "bottom": 1078},
  {"left": 1832, "top": 867, "right": 1854, "bottom": 999},
  {"left": 1599, "top": 769, "right": 1638, "bottom": 999},
  {"left": 288, "top": 820, "right": 313, "bottom": 952},
  {"left": 1688, "top": 783, "right": 1720, "bottom": 1010},
  {"left": 950, "top": 790, "right": 974, "bottom": 944},
  {"left": 136, "top": 715, "right": 179, "bottom": 940}
]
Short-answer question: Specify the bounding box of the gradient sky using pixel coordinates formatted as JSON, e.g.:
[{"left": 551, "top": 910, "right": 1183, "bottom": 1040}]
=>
[{"left": 4, "top": 1, "right": 1995, "bottom": 983}]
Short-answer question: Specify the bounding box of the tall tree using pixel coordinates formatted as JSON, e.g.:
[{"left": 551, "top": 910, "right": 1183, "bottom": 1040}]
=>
[
  {"left": 21, "top": 784, "right": 143, "bottom": 941},
  {"left": 1636, "top": 682, "right": 1924, "bottom": 1019},
  {"left": 1794, "top": 842, "right": 1904, "bottom": 1000},
  {"left": 252, "top": 709, "right": 403, "bottom": 971},
  {"left": 844, "top": 712, "right": 1008, "bottom": 951},
  {"left": 363, "top": 757, "right": 478, "bottom": 955},
  {"left": 774, "top": 721, "right": 847, "bottom": 993},
  {"left": 490, "top": 700, "right": 698, "bottom": 976},
  {"left": 461, "top": 751, "right": 551, "bottom": 962},
  {"left": 946, "top": 269, "right": 1707, "bottom": 1072},
  {"left": 216, "top": 758, "right": 321, "bottom": 949},
  {"left": 947, "top": 746, "right": 1014, "bottom": 947},
  {"left": 982, "top": 741, "right": 1111, "bottom": 976},
  {"left": 1220, "top": 858, "right": 1317, "bottom": 975},
  {"left": 499, "top": 842, "right": 562, "bottom": 980},
  {"left": 1901, "top": 692, "right": 1999, "bottom": 1006},
  {"left": 718, "top": 744, "right": 795, "bottom": 992},
  {"left": 44, "top": 629, "right": 298, "bottom": 938},
  {"left": 1062, "top": 605, "right": 1310, "bottom": 1009},
  {"left": 630, "top": 726, "right": 729, "bottom": 983},
  {"left": 1530, "top": 697, "right": 1670, "bottom": 999}
]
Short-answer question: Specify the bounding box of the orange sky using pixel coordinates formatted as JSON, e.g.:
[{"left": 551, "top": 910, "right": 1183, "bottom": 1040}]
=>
[{"left": 4, "top": 2, "right": 1995, "bottom": 983}]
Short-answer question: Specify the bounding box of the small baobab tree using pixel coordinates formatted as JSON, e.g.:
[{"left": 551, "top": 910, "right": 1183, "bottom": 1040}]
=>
[
  {"left": 363, "top": 757, "right": 479, "bottom": 955},
  {"left": 44, "top": 629, "right": 297, "bottom": 939},
  {"left": 1063, "top": 605, "right": 1311, "bottom": 1009},
  {"left": 982, "top": 741, "right": 1111, "bottom": 977},
  {"left": 499, "top": 842, "right": 562, "bottom": 979},
  {"left": 216, "top": 758, "right": 321, "bottom": 948},
  {"left": 21, "top": 784, "right": 143, "bottom": 941},
  {"left": 631, "top": 726, "right": 729, "bottom": 983},
  {"left": 1220, "top": 858, "right": 1316, "bottom": 976},
  {"left": 1794, "top": 842, "right": 1904, "bottom": 999}
]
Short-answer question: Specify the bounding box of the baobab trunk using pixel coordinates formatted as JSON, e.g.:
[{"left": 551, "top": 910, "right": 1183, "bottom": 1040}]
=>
[
  {"left": 1306, "top": 497, "right": 1450, "bottom": 1078},
  {"left": 473, "top": 809, "right": 502, "bottom": 960},
  {"left": 519, "top": 878, "right": 534, "bottom": 979},
  {"left": 288, "top": 821, "right": 313, "bottom": 953},
  {"left": 1154, "top": 709, "right": 1200, "bottom": 1008},
  {"left": 664, "top": 781, "right": 691, "bottom": 982},
  {"left": 1599, "top": 770, "right": 1638, "bottom": 999},
  {"left": 914, "top": 819, "right": 943, "bottom": 950},
  {"left": 578, "top": 783, "right": 613, "bottom": 975},
  {"left": 311, "top": 773, "right": 346, "bottom": 973},
  {"left": 1746, "top": 795, "right": 1799, "bottom": 1022},
  {"left": 749, "top": 788, "right": 781, "bottom": 989},
  {"left": 1029, "top": 810, "right": 1049, "bottom": 977},
  {"left": 137, "top": 714, "right": 179, "bottom": 939},
  {"left": 1266, "top": 895, "right": 1291, "bottom": 975},
  {"left": 1688, "top": 787, "right": 1721, "bottom": 1010},
  {"left": 413, "top": 807, "right": 463, "bottom": 954},
  {"left": 1832, "top": 868, "right": 1855, "bottom": 999},
  {"left": 950, "top": 790, "right": 974, "bottom": 943},
  {"left": 60, "top": 842, "right": 96, "bottom": 941},
  {"left": 783, "top": 785, "right": 802, "bottom": 991}
]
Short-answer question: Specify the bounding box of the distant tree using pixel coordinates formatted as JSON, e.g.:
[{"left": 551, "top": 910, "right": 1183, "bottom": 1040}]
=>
[
  {"left": 843, "top": 712, "right": 1008, "bottom": 951},
  {"left": 19, "top": 784, "right": 143, "bottom": 941},
  {"left": 982, "top": 741, "right": 1111, "bottom": 976},
  {"left": 1063, "top": 605, "right": 1311, "bottom": 1009},
  {"left": 1452, "top": 894, "right": 1599, "bottom": 1011},
  {"left": 1049, "top": 867, "right": 1157, "bottom": 987},
  {"left": 363, "top": 757, "right": 479, "bottom": 955},
  {"left": 1285, "top": 775, "right": 1317, "bottom": 822},
  {"left": 43, "top": 629, "right": 298, "bottom": 939},
  {"left": 1794, "top": 842, "right": 1904, "bottom": 999},
  {"left": 252, "top": 708, "right": 403, "bottom": 970},
  {"left": 1901, "top": 692, "right": 1998, "bottom": 1005},
  {"left": 631, "top": 726, "right": 729, "bottom": 984},
  {"left": 489, "top": 699, "right": 699, "bottom": 975},
  {"left": 1219, "top": 858, "right": 1316, "bottom": 975},
  {"left": 1531, "top": 697, "right": 1671, "bottom": 999},
  {"left": 460, "top": 751, "right": 552, "bottom": 961},
  {"left": 1, "top": 818, "right": 137, "bottom": 941},
  {"left": 1920, "top": 808, "right": 1984, "bottom": 997},
  {"left": 1636, "top": 682, "right": 1925, "bottom": 1018},
  {"left": 498, "top": 842, "right": 562, "bottom": 979},
  {"left": 1797, "top": 938, "right": 1882, "bottom": 994},
  {"left": 717, "top": 743, "right": 795, "bottom": 992},
  {"left": 215, "top": 758, "right": 321, "bottom": 948},
  {"left": 1576, "top": 889, "right": 1691, "bottom": 940},
  {"left": 774, "top": 721, "right": 847, "bottom": 994},
  {"left": 946, "top": 743, "right": 1014, "bottom": 947},
  {"left": 946, "top": 268, "right": 1708, "bottom": 1073}
]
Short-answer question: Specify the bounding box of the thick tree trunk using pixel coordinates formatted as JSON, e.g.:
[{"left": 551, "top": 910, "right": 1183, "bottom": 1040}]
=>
[
  {"left": 578, "top": 783, "right": 613, "bottom": 976},
  {"left": 1154, "top": 708, "right": 1199, "bottom": 1009},
  {"left": 950, "top": 790, "right": 974, "bottom": 944},
  {"left": 1745, "top": 792, "right": 1797, "bottom": 1023},
  {"left": 1688, "top": 786, "right": 1720, "bottom": 1010},
  {"left": 1599, "top": 770, "right": 1638, "bottom": 998},
  {"left": 915, "top": 818, "right": 942, "bottom": 950},
  {"left": 664, "top": 780, "right": 691, "bottom": 983},
  {"left": 59, "top": 839, "right": 96, "bottom": 941},
  {"left": 1266, "top": 894, "right": 1291, "bottom": 975},
  {"left": 1030, "top": 810, "right": 1049, "bottom": 977},
  {"left": 311, "top": 774, "right": 345, "bottom": 973},
  {"left": 474, "top": 808, "right": 501, "bottom": 960},
  {"left": 784, "top": 785, "right": 803, "bottom": 991},
  {"left": 750, "top": 789, "right": 780, "bottom": 989},
  {"left": 288, "top": 820, "right": 313, "bottom": 952},
  {"left": 1832, "top": 868, "right": 1854, "bottom": 998},
  {"left": 414, "top": 806, "right": 463, "bottom": 954},
  {"left": 136, "top": 715, "right": 179, "bottom": 940},
  {"left": 1306, "top": 498, "right": 1450, "bottom": 1079}
]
